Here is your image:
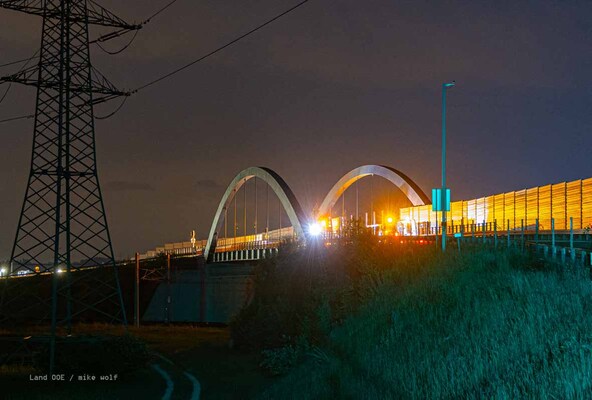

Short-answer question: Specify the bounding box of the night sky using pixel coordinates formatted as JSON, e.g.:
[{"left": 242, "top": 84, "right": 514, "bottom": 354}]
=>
[{"left": 1, "top": 0, "right": 591, "bottom": 259}]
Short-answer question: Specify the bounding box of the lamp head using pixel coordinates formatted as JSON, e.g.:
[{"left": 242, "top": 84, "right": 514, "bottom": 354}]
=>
[
  {"left": 308, "top": 222, "right": 322, "bottom": 237},
  {"left": 443, "top": 81, "right": 456, "bottom": 88}
]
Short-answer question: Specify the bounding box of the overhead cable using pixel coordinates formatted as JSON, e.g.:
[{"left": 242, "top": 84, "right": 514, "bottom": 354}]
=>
[{"left": 132, "top": 0, "right": 310, "bottom": 93}]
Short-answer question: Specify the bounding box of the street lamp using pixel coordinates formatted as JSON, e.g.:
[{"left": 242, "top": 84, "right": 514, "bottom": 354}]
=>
[{"left": 441, "top": 81, "right": 455, "bottom": 252}]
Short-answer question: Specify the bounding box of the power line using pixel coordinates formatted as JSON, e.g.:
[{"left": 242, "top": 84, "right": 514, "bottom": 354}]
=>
[
  {"left": 95, "top": 96, "right": 128, "bottom": 120},
  {"left": 0, "top": 83, "right": 11, "bottom": 104},
  {"left": 143, "top": 0, "right": 181, "bottom": 24},
  {"left": 95, "top": 30, "right": 140, "bottom": 55},
  {"left": 83, "top": 0, "right": 311, "bottom": 118},
  {"left": 90, "top": 0, "right": 181, "bottom": 48},
  {"left": 0, "top": 56, "right": 34, "bottom": 69},
  {"left": 0, "top": 114, "right": 33, "bottom": 124},
  {"left": 132, "top": 0, "right": 310, "bottom": 93},
  {"left": 0, "top": 0, "right": 310, "bottom": 122},
  {"left": 1, "top": 0, "right": 179, "bottom": 64},
  {"left": 0, "top": 0, "right": 181, "bottom": 120},
  {"left": 0, "top": 49, "right": 40, "bottom": 105}
]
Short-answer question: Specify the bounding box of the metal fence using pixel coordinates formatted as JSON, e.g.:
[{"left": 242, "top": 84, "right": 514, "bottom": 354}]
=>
[{"left": 400, "top": 177, "right": 592, "bottom": 233}]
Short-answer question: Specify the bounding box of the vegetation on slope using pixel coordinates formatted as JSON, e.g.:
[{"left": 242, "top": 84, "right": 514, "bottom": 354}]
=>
[{"left": 231, "top": 238, "right": 592, "bottom": 399}]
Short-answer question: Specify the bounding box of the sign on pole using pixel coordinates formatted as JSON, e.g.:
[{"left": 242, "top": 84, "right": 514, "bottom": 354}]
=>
[{"left": 432, "top": 188, "right": 450, "bottom": 212}]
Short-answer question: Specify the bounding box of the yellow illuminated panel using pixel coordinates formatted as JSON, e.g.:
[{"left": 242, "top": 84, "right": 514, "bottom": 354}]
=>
[
  {"left": 515, "top": 190, "right": 526, "bottom": 228},
  {"left": 431, "top": 209, "right": 438, "bottom": 225},
  {"left": 526, "top": 187, "right": 538, "bottom": 228},
  {"left": 451, "top": 200, "right": 463, "bottom": 223},
  {"left": 504, "top": 192, "right": 515, "bottom": 229},
  {"left": 485, "top": 196, "right": 495, "bottom": 224},
  {"left": 583, "top": 178, "right": 592, "bottom": 229},
  {"left": 400, "top": 177, "right": 592, "bottom": 233},
  {"left": 467, "top": 199, "right": 476, "bottom": 224},
  {"left": 567, "top": 180, "right": 582, "bottom": 229},
  {"left": 538, "top": 185, "right": 551, "bottom": 230},
  {"left": 494, "top": 194, "right": 505, "bottom": 229},
  {"left": 552, "top": 183, "right": 566, "bottom": 230},
  {"left": 419, "top": 205, "right": 429, "bottom": 224}
]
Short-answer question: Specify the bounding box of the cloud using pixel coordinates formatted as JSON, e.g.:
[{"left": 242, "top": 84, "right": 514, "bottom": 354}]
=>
[
  {"left": 194, "top": 179, "right": 223, "bottom": 190},
  {"left": 105, "top": 181, "right": 155, "bottom": 192}
]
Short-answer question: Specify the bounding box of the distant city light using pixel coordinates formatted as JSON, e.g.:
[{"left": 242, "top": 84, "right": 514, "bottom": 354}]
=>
[
  {"left": 56, "top": 268, "right": 64, "bottom": 274},
  {"left": 308, "top": 222, "right": 322, "bottom": 236}
]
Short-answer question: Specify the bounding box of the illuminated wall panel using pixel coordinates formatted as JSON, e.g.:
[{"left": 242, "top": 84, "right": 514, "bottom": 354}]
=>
[
  {"left": 399, "top": 177, "right": 592, "bottom": 234},
  {"left": 462, "top": 200, "right": 468, "bottom": 222},
  {"left": 504, "top": 192, "right": 515, "bottom": 229},
  {"left": 474, "top": 197, "right": 485, "bottom": 224},
  {"left": 538, "top": 185, "right": 552, "bottom": 230},
  {"left": 466, "top": 199, "right": 476, "bottom": 223},
  {"left": 419, "top": 205, "right": 429, "bottom": 224},
  {"left": 451, "top": 200, "right": 463, "bottom": 223},
  {"left": 515, "top": 189, "right": 526, "bottom": 228},
  {"left": 412, "top": 207, "right": 420, "bottom": 224},
  {"left": 399, "top": 207, "right": 410, "bottom": 221},
  {"left": 429, "top": 209, "right": 437, "bottom": 228},
  {"left": 494, "top": 194, "right": 505, "bottom": 229},
  {"left": 484, "top": 196, "right": 494, "bottom": 224},
  {"left": 552, "top": 182, "right": 566, "bottom": 230},
  {"left": 526, "top": 187, "right": 538, "bottom": 227},
  {"left": 566, "top": 180, "right": 582, "bottom": 229},
  {"left": 583, "top": 178, "right": 592, "bottom": 229}
]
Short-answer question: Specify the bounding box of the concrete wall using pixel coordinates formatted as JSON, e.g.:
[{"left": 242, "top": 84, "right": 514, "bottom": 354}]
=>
[{"left": 142, "top": 263, "right": 254, "bottom": 323}]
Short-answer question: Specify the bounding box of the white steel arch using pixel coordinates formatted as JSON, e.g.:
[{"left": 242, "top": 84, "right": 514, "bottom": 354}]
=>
[
  {"left": 204, "top": 167, "right": 307, "bottom": 261},
  {"left": 317, "top": 165, "right": 430, "bottom": 217}
]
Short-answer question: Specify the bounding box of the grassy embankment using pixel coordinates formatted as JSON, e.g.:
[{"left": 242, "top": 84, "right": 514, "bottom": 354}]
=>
[{"left": 230, "top": 239, "right": 592, "bottom": 399}]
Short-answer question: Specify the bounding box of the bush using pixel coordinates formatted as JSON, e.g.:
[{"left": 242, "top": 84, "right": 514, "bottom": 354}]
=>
[{"left": 229, "top": 246, "right": 343, "bottom": 351}]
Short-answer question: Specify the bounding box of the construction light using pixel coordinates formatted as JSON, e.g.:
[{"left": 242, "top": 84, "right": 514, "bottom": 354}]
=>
[{"left": 308, "top": 222, "right": 322, "bottom": 237}]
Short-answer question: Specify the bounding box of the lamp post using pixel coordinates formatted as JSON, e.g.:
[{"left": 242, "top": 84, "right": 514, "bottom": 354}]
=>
[{"left": 441, "top": 81, "right": 455, "bottom": 252}]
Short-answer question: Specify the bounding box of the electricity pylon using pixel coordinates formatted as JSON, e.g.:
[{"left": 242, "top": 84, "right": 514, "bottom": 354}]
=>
[{"left": 0, "top": 0, "right": 139, "bottom": 345}]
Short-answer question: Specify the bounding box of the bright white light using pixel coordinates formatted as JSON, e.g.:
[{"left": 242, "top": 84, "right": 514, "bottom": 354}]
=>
[
  {"left": 56, "top": 268, "right": 64, "bottom": 274},
  {"left": 0, "top": 268, "right": 6, "bottom": 276},
  {"left": 308, "top": 222, "right": 322, "bottom": 236}
]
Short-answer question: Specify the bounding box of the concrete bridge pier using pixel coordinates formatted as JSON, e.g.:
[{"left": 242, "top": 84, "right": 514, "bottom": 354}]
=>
[{"left": 142, "top": 263, "right": 255, "bottom": 324}]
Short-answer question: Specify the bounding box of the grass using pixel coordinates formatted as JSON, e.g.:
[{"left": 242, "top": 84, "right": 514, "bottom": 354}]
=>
[
  {"left": 1, "top": 324, "right": 269, "bottom": 400},
  {"left": 253, "top": 245, "right": 592, "bottom": 399}
]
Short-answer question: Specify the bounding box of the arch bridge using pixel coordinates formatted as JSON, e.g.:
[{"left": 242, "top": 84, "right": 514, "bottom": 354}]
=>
[{"left": 199, "top": 164, "right": 429, "bottom": 262}]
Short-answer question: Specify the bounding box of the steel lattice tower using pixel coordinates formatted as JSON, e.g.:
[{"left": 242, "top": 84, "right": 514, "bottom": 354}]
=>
[{"left": 0, "top": 0, "right": 139, "bottom": 328}]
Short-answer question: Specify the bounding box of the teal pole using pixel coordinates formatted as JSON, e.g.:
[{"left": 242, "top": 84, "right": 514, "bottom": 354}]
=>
[
  {"left": 521, "top": 219, "right": 524, "bottom": 251},
  {"left": 441, "top": 81, "right": 455, "bottom": 252},
  {"left": 551, "top": 218, "right": 555, "bottom": 250},
  {"left": 570, "top": 216, "right": 574, "bottom": 252},
  {"left": 482, "top": 220, "right": 486, "bottom": 244},
  {"left": 507, "top": 219, "right": 510, "bottom": 248},
  {"left": 494, "top": 220, "right": 497, "bottom": 248}
]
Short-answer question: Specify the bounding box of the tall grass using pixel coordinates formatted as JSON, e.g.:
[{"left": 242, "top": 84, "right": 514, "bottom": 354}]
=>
[{"left": 251, "top": 243, "right": 592, "bottom": 399}]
